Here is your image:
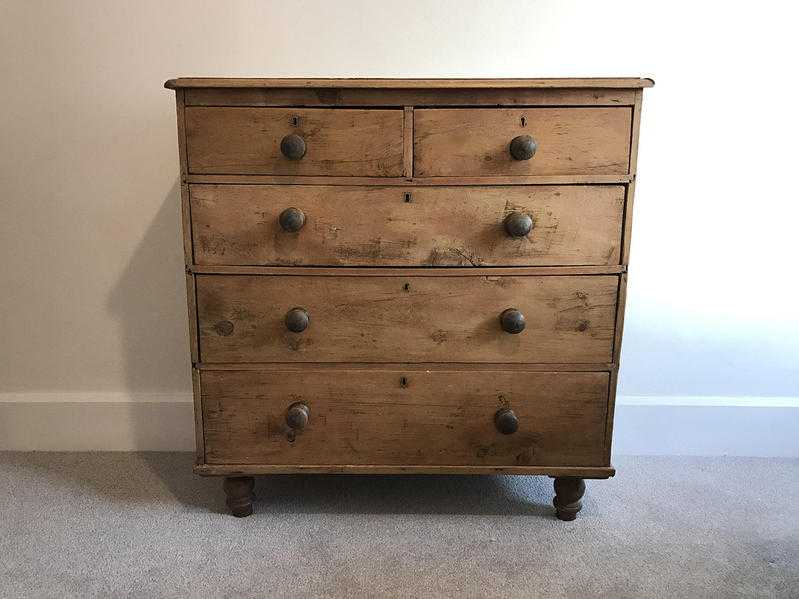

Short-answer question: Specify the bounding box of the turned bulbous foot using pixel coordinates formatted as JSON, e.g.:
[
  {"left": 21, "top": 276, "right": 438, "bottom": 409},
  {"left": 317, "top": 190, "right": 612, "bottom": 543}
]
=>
[
  {"left": 223, "top": 476, "right": 255, "bottom": 517},
  {"left": 553, "top": 477, "right": 586, "bottom": 521}
]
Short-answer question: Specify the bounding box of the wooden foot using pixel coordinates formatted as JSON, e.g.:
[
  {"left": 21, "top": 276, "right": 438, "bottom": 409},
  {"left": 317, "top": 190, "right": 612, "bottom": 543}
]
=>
[
  {"left": 223, "top": 476, "right": 255, "bottom": 517},
  {"left": 553, "top": 477, "right": 585, "bottom": 521}
]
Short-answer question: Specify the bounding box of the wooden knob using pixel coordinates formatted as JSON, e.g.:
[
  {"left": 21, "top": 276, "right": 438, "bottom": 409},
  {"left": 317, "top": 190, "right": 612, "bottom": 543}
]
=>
[
  {"left": 494, "top": 408, "right": 518, "bottom": 434},
  {"left": 286, "top": 402, "right": 310, "bottom": 430},
  {"left": 279, "top": 207, "right": 305, "bottom": 232},
  {"left": 500, "top": 308, "right": 526, "bottom": 334},
  {"left": 280, "top": 133, "right": 306, "bottom": 160},
  {"left": 285, "top": 307, "right": 309, "bottom": 333},
  {"left": 504, "top": 212, "right": 534, "bottom": 237},
  {"left": 509, "top": 135, "right": 537, "bottom": 161}
]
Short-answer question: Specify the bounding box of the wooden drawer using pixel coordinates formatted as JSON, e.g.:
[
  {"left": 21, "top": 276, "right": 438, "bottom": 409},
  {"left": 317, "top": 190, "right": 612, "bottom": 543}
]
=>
[
  {"left": 185, "top": 107, "right": 405, "bottom": 176},
  {"left": 190, "top": 184, "right": 625, "bottom": 267},
  {"left": 414, "top": 108, "right": 632, "bottom": 177},
  {"left": 196, "top": 274, "right": 617, "bottom": 364},
  {"left": 201, "top": 369, "right": 609, "bottom": 466}
]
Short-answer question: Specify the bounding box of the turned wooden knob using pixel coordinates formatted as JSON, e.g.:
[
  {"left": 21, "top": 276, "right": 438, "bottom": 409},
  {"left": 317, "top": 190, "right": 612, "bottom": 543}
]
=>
[
  {"left": 286, "top": 402, "right": 310, "bottom": 430},
  {"left": 494, "top": 408, "right": 519, "bottom": 434},
  {"left": 279, "top": 207, "right": 305, "bottom": 232},
  {"left": 500, "top": 308, "right": 526, "bottom": 334},
  {"left": 509, "top": 135, "right": 537, "bottom": 161},
  {"left": 280, "top": 133, "right": 306, "bottom": 160},
  {"left": 504, "top": 212, "right": 534, "bottom": 237},
  {"left": 285, "top": 307, "right": 309, "bottom": 333}
]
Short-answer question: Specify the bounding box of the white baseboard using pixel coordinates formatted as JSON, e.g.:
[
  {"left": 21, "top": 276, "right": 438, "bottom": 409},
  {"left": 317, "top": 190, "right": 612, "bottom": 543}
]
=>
[
  {"left": 613, "top": 396, "right": 799, "bottom": 457},
  {"left": 1, "top": 393, "right": 797, "bottom": 456}
]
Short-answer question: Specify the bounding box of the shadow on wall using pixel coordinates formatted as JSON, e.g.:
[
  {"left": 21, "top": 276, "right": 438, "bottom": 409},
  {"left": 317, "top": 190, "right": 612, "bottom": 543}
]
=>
[{"left": 107, "top": 179, "right": 194, "bottom": 450}]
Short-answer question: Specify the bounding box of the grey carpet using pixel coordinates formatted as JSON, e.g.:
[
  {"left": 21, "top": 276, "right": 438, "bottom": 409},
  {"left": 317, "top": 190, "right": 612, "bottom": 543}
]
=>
[{"left": 0, "top": 453, "right": 796, "bottom": 598}]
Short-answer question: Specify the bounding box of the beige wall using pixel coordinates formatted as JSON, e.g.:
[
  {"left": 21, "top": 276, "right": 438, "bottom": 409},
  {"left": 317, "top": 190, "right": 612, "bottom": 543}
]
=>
[{"left": 1, "top": 1, "right": 797, "bottom": 406}]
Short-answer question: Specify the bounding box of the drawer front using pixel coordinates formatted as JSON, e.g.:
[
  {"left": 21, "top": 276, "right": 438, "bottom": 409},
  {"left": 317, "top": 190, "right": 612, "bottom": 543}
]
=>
[
  {"left": 191, "top": 184, "right": 624, "bottom": 267},
  {"left": 201, "top": 369, "right": 609, "bottom": 466},
  {"left": 185, "top": 107, "right": 404, "bottom": 176},
  {"left": 414, "top": 108, "right": 632, "bottom": 177},
  {"left": 196, "top": 274, "right": 617, "bottom": 363}
]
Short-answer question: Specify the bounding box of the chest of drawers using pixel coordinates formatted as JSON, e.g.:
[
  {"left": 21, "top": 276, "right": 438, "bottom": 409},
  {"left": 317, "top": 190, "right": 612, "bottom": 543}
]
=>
[{"left": 165, "top": 77, "right": 652, "bottom": 519}]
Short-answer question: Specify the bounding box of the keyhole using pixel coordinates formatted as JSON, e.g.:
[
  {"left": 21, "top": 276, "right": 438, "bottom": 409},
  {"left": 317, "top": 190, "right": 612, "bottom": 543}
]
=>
[
  {"left": 403, "top": 282, "right": 411, "bottom": 292},
  {"left": 291, "top": 116, "right": 300, "bottom": 127},
  {"left": 400, "top": 376, "right": 408, "bottom": 388},
  {"left": 404, "top": 192, "right": 412, "bottom": 203},
  {"left": 520, "top": 116, "right": 527, "bottom": 127}
]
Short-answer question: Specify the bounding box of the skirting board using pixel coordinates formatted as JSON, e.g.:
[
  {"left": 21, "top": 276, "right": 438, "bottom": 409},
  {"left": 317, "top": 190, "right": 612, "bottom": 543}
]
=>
[{"left": 0, "top": 393, "right": 797, "bottom": 457}]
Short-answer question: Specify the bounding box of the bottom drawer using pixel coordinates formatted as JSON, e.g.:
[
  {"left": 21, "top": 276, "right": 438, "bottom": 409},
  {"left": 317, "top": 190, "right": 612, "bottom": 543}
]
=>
[{"left": 201, "top": 369, "right": 609, "bottom": 467}]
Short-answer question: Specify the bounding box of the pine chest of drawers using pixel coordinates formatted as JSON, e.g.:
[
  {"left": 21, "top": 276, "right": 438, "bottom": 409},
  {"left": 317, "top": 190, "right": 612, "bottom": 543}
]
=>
[{"left": 165, "top": 77, "right": 653, "bottom": 519}]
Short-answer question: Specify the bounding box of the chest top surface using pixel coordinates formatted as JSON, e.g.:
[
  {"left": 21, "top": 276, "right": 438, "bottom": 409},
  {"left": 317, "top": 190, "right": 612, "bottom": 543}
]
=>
[{"left": 165, "top": 77, "right": 654, "bottom": 89}]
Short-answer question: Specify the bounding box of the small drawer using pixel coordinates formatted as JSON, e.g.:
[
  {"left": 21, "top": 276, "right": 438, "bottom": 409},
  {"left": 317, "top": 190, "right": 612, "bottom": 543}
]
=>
[
  {"left": 201, "top": 369, "right": 610, "bottom": 466},
  {"left": 190, "top": 184, "right": 625, "bottom": 267},
  {"left": 414, "top": 108, "right": 632, "bottom": 177},
  {"left": 196, "top": 274, "right": 618, "bottom": 364},
  {"left": 185, "top": 107, "right": 404, "bottom": 176}
]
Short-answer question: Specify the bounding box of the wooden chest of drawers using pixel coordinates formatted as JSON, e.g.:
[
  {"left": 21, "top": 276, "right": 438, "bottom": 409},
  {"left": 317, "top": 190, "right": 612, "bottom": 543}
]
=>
[{"left": 165, "top": 77, "right": 652, "bottom": 519}]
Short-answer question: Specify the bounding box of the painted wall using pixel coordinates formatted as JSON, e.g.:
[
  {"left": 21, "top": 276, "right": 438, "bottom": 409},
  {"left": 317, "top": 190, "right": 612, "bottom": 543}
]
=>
[{"left": 1, "top": 1, "right": 797, "bottom": 452}]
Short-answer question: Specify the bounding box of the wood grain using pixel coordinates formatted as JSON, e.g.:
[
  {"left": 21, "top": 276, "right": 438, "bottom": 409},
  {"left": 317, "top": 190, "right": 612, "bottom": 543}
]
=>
[
  {"left": 185, "top": 272, "right": 199, "bottom": 364},
  {"left": 604, "top": 272, "right": 629, "bottom": 462},
  {"left": 183, "top": 87, "right": 638, "bottom": 107},
  {"left": 189, "top": 265, "right": 626, "bottom": 276},
  {"left": 175, "top": 90, "right": 189, "bottom": 180},
  {"left": 185, "top": 174, "right": 633, "bottom": 186},
  {"left": 191, "top": 368, "right": 204, "bottom": 463},
  {"left": 621, "top": 89, "right": 645, "bottom": 264},
  {"left": 196, "top": 274, "right": 618, "bottom": 364},
  {"left": 194, "top": 464, "right": 616, "bottom": 477},
  {"left": 628, "top": 89, "right": 644, "bottom": 175},
  {"left": 166, "top": 77, "right": 655, "bottom": 89},
  {"left": 189, "top": 184, "right": 625, "bottom": 267},
  {"left": 194, "top": 362, "right": 616, "bottom": 372},
  {"left": 185, "top": 107, "right": 404, "bottom": 176},
  {"left": 165, "top": 78, "right": 652, "bottom": 484},
  {"left": 414, "top": 108, "right": 632, "bottom": 177},
  {"left": 174, "top": 89, "right": 200, "bottom": 365},
  {"left": 607, "top": 88, "right": 646, "bottom": 459},
  {"left": 403, "top": 107, "right": 413, "bottom": 178},
  {"left": 200, "top": 369, "right": 609, "bottom": 466}
]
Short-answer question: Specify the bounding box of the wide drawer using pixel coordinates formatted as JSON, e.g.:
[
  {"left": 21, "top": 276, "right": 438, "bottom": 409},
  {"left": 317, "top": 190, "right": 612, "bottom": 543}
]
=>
[
  {"left": 414, "top": 108, "right": 632, "bottom": 177},
  {"left": 196, "top": 274, "right": 617, "bottom": 363},
  {"left": 201, "top": 369, "right": 609, "bottom": 466},
  {"left": 185, "top": 107, "right": 405, "bottom": 176},
  {"left": 190, "top": 184, "right": 625, "bottom": 267}
]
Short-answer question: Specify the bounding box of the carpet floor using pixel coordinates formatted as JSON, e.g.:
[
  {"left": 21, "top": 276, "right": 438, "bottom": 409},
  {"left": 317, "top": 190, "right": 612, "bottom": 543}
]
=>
[{"left": 0, "top": 453, "right": 797, "bottom": 598}]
